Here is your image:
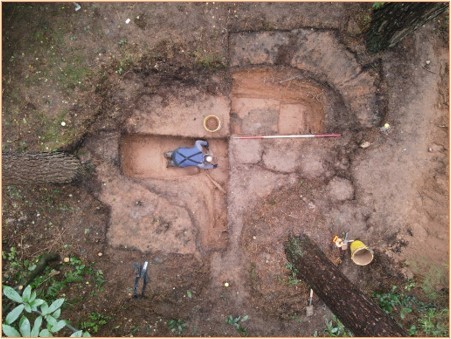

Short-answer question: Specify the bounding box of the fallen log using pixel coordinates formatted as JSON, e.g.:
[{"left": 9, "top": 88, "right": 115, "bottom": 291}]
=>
[
  {"left": 285, "top": 234, "right": 406, "bottom": 337},
  {"left": 2, "top": 152, "right": 81, "bottom": 185}
]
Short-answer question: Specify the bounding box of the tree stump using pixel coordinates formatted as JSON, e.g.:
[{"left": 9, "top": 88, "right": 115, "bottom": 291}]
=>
[
  {"left": 2, "top": 152, "right": 81, "bottom": 185},
  {"left": 285, "top": 234, "right": 406, "bottom": 337},
  {"left": 365, "top": 3, "right": 448, "bottom": 53}
]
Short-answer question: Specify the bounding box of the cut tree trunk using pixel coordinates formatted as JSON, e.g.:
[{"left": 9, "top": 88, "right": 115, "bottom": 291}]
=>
[
  {"left": 365, "top": 2, "right": 448, "bottom": 53},
  {"left": 2, "top": 152, "right": 81, "bottom": 185},
  {"left": 285, "top": 234, "right": 407, "bottom": 337}
]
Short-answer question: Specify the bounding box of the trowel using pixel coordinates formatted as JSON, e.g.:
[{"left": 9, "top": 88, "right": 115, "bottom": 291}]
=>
[{"left": 306, "top": 288, "right": 314, "bottom": 316}]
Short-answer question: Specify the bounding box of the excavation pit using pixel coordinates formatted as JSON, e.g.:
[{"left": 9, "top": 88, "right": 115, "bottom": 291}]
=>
[
  {"left": 120, "top": 135, "right": 229, "bottom": 182},
  {"left": 231, "top": 67, "right": 340, "bottom": 135},
  {"left": 107, "top": 134, "right": 230, "bottom": 253}
]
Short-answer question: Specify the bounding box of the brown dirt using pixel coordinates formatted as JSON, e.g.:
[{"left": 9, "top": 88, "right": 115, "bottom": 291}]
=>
[{"left": 2, "top": 2, "right": 448, "bottom": 337}]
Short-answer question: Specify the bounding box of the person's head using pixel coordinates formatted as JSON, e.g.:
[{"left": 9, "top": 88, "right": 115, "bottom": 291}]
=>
[{"left": 205, "top": 155, "right": 213, "bottom": 163}]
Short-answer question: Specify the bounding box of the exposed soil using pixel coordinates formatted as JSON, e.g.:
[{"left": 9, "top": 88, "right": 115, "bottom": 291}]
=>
[{"left": 2, "top": 2, "right": 449, "bottom": 337}]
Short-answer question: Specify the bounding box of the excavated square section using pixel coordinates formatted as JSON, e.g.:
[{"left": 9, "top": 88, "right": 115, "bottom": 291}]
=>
[{"left": 231, "top": 67, "right": 326, "bottom": 135}]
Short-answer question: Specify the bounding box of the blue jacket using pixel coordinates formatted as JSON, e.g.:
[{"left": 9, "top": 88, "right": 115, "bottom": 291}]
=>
[{"left": 172, "top": 140, "right": 215, "bottom": 169}]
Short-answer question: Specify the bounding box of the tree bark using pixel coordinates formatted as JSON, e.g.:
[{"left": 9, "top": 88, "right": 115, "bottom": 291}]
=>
[
  {"left": 285, "top": 234, "right": 406, "bottom": 337},
  {"left": 365, "top": 2, "right": 448, "bottom": 53},
  {"left": 2, "top": 152, "right": 81, "bottom": 185}
]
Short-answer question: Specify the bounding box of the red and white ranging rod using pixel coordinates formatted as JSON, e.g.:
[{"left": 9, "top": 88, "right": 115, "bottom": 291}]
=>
[{"left": 232, "top": 133, "right": 341, "bottom": 140}]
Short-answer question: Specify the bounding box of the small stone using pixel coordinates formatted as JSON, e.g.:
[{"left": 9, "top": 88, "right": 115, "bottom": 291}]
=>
[
  {"left": 98, "top": 252, "right": 103, "bottom": 257},
  {"left": 380, "top": 123, "right": 391, "bottom": 133},
  {"left": 61, "top": 121, "right": 66, "bottom": 126},
  {"left": 125, "top": 18, "right": 131, "bottom": 24},
  {"left": 63, "top": 257, "right": 70, "bottom": 263},
  {"left": 224, "top": 282, "right": 229, "bottom": 287},
  {"left": 360, "top": 141, "right": 371, "bottom": 149},
  {"left": 252, "top": 236, "right": 256, "bottom": 240},
  {"left": 426, "top": 60, "right": 431, "bottom": 65}
]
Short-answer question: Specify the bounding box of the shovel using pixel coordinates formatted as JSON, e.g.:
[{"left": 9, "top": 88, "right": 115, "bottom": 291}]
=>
[{"left": 306, "top": 288, "right": 314, "bottom": 316}]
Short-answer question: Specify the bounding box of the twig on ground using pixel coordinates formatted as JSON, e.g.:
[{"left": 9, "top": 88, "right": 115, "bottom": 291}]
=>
[
  {"left": 422, "top": 65, "right": 437, "bottom": 74},
  {"left": 205, "top": 173, "right": 226, "bottom": 194}
]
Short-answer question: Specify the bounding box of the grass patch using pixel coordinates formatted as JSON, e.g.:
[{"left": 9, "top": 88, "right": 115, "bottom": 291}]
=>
[
  {"left": 193, "top": 49, "right": 225, "bottom": 69},
  {"left": 37, "top": 110, "right": 79, "bottom": 151}
]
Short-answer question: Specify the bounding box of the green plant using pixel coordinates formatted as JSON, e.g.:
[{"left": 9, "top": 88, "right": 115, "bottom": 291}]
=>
[
  {"left": 193, "top": 50, "right": 225, "bottom": 69},
  {"left": 323, "top": 317, "right": 353, "bottom": 337},
  {"left": 167, "top": 319, "right": 187, "bottom": 335},
  {"left": 373, "top": 285, "right": 402, "bottom": 314},
  {"left": 418, "top": 308, "right": 449, "bottom": 337},
  {"left": 285, "top": 262, "right": 300, "bottom": 286},
  {"left": 373, "top": 282, "right": 449, "bottom": 336},
  {"left": 372, "top": 2, "right": 385, "bottom": 10},
  {"left": 28, "top": 256, "right": 105, "bottom": 300},
  {"left": 226, "top": 315, "right": 248, "bottom": 336},
  {"left": 80, "top": 312, "right": 110, "bottom": 334},
  {"left": 118, "top": 38, "right": 128, "bottom": 47},
  {"left": 2, "top": 246, "right": 36, "bottom": 286},
  {"left": 2, "top": 285, "right": 90, "bottom": 337}
]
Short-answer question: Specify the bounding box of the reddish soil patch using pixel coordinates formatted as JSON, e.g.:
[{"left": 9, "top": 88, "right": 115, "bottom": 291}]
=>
[{"left": 231, "top": 67, "right": 326, "bottom": 134}]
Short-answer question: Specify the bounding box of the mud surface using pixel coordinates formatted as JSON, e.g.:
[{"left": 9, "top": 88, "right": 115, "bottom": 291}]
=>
[{"left": 2, "top": 2, "right": 448, "bottom": 337}]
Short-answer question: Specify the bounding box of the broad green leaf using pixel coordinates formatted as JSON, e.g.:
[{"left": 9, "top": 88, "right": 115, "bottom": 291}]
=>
[
  {"left": 24, "top": 303, "right": 32, "bottom": 313},
  {"left": 2, "top": 324, "right": 21, "bottom": 337},
  {"left": 186, "top": 290, "right": 193, "bottom": 298},
  {"left": 5, "top": 304, "right": 25, "bottom": 324},
  {"left": 31, "top": 299, "right": 45, "bottom": 311},
  {"left": 22, "top": 285, "right": 32, "bottom": 302},
  {"left": 29, "top": 291, "right": 37, "bottom": 303},
  {"left": 48, "top": 298, "right": 64, "bottom": 314},
  {"left": 31, "top": 316, "right": 43, "bottom": 337},
  {"left": 3, "top": 286, "right": 23, "bottom": 303},
  {"left": 241, "top": 315, "right": 249, "bottom": 322},
  {"left": 39, "top": 328, "right": 53, "bottom": 337},
  {"left": 82, "top": 331, "right": 91, "bottom": 337},
  {"left": 40, "top": 302, "right": 50, "bottom": 315},
  {"left": 52, "top": 308, "right": 61, "bottom": 319},
  {"left": 70, "top": 330, "right": 83, "bottom": 337},
  {"left": 50, "top": 320, "right": 66, "bottom": 333},
  {"left": 45, "top": 315, "right": 57, "bottom": 327},
  {"left": 19, "top": 315, "right": 31, "bottom": 337}
]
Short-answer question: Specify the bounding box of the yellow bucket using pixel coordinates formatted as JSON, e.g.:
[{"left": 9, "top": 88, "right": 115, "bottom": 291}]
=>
[{"left": 350, "top": 240, "right": 374, "bottom": 266}]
